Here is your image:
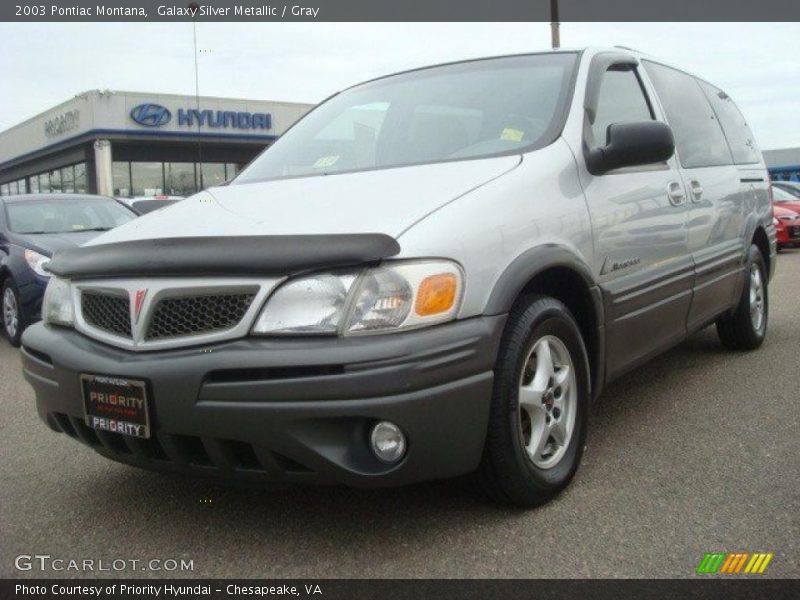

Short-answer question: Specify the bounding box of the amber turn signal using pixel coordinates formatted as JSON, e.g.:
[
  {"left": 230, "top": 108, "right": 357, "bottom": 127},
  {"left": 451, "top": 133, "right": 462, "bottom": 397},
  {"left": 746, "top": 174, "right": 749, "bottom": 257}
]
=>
[{"left": 415, "top": 273, "right": 458, "bottom": 316}]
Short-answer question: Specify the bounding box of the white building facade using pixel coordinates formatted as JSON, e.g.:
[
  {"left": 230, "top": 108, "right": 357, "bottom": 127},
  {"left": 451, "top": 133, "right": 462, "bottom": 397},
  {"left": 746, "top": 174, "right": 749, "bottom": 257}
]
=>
[{"left": 0, "top": 90, "right": 312, "bottom": 198}]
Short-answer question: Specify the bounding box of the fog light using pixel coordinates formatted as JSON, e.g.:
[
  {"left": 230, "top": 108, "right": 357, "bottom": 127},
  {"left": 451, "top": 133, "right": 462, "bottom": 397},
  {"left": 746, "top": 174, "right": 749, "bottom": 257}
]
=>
[{"left": 370, "top": 421, "right": 406, "bottom": 463}]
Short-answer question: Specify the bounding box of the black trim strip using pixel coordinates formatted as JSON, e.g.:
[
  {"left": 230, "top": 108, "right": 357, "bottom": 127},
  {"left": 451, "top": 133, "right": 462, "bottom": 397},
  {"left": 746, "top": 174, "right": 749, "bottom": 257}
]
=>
[
  {"left": 740, "top": 177, "right": 764, "bottom": 183},
  {"left": 46, "top": 234, "right": 401, "bottom": 279}
]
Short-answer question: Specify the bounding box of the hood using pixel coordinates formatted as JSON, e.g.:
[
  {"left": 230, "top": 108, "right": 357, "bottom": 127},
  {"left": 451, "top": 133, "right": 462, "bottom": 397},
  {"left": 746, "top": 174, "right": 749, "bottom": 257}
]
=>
[
  {"left": 774, "top": 200, "right": 800, "bottom": 215},
  {"left": 11, "top": 230, "right": 104, "bottom": 257},
  {"left": 773, "top": 205, "right": 800, "bottom": 218},
  {"left": 85, "top": 156, "right": 521, "bottom": 247}
]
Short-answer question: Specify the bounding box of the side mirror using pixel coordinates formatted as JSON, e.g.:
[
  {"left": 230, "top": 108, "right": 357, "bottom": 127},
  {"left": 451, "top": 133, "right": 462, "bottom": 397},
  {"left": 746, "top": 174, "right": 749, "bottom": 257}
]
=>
[{"left": 586, "top": 121, "right": 675, "bottom": 175}]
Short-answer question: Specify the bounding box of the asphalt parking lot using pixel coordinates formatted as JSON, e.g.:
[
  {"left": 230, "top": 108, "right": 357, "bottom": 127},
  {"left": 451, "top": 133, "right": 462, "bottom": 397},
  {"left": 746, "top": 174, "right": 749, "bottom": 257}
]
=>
[{"left": 1, "top": 251, "right": 798, "bottom": 579}]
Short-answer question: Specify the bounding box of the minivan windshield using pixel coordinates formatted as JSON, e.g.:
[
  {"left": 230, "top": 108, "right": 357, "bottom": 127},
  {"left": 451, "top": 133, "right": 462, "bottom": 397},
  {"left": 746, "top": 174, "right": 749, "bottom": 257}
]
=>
[
  {"left": 5, "top": 196, "right": 136, "bottom": 234},
  {"left": 236, "top": 53, "right": 578, "bottom": 183}
]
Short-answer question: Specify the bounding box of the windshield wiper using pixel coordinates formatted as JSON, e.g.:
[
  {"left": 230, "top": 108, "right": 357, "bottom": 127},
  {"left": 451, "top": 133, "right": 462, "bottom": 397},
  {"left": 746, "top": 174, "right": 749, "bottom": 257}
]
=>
[{"left": 77, "top": 227, "right": 113, "bottom": 232}]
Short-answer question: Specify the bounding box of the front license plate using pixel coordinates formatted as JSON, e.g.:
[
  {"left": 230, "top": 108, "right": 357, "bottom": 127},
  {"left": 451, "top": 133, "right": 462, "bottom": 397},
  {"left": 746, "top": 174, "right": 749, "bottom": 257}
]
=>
[
  {"left": 81, "top": 374, "right": 150, "bottom": 438},
  {"left": 789, "top": 226, "right": 800, "bottom": 239}
]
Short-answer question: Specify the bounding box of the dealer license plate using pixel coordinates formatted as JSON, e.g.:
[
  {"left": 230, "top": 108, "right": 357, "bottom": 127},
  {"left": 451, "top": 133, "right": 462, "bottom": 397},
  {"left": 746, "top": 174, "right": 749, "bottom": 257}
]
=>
[{"left": 81, "top": 374, "right": 150, "bottom": 438}]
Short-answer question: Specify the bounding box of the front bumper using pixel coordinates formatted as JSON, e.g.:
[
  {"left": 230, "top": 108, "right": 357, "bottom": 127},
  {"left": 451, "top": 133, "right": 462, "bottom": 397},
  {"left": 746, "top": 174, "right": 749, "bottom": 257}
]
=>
[{"left": 21, "top": 316, "right": 505, "bottom": 487}]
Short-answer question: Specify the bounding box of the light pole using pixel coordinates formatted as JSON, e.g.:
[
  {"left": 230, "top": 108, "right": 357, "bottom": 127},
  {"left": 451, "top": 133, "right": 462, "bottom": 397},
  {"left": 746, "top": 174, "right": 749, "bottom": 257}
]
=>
[{"left": 550, "top": 0, "right": 561, "bottom": 49}]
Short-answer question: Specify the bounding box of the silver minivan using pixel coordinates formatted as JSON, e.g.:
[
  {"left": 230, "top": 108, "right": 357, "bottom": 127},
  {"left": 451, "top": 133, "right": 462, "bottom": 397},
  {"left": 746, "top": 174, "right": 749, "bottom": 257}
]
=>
[{"left": 21, "top": 48, "right": 775, "bottom": 506}]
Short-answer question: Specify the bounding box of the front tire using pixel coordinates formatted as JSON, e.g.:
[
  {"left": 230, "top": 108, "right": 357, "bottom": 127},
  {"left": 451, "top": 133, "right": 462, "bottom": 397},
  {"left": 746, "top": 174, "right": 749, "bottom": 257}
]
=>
[
  {"left": 2, "top": 278, "right": 24, "bottom": 347},
  {"left": 476, "top": 295, "right": 590, "bottom": 507},
  {"left": 716, "top": 244, "right": 768, "bottom": 351}
]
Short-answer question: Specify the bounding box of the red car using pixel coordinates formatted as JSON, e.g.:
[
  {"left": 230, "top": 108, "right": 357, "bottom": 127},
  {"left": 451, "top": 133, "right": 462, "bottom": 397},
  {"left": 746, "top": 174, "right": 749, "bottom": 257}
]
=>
[
  {"left": 772, "top": 184, "right": 800, "bottom": 212},
  {"left": 773, "top": 204, "right": 800, "bottom": 250}
]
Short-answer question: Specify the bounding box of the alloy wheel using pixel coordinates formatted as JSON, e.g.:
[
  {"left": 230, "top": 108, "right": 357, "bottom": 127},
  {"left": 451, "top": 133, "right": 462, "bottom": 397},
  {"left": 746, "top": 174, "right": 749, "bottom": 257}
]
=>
[
  {"left": 3, "top": 287, "right": 18, "bottom": 340},
  {"left": 517, "top": 335, "right": 578, "bottom": 469},
  {"left": 749, "top": 264, "right": 765, "bottom": 332}
]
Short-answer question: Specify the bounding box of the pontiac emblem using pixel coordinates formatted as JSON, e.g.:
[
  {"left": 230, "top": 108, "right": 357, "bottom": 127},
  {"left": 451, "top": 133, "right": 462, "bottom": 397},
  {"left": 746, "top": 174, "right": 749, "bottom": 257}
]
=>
[{"left": 133, "top": 289, "right": 148, "bottom": 323}]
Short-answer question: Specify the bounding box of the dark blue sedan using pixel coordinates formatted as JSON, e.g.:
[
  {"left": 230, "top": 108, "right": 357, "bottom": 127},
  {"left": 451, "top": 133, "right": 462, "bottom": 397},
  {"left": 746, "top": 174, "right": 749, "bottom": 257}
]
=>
[{"left": 1, "top": 194, "right": 137, "bottom": 346}]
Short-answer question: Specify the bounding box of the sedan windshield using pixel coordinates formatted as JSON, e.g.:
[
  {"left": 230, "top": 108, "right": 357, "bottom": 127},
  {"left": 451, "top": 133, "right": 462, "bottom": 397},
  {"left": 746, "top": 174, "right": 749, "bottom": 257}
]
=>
[
  {"left": 236, "top": 53, "right": 577, "bottom": 183},
  {"left": 774, "top": 183, "right": 800, "bottom": 199},
  {"left": 772, "top": 187, "right": 799, "bottom": 202},
  {"left": 5, "top": 197, "right": 136, "bottom": 234}
]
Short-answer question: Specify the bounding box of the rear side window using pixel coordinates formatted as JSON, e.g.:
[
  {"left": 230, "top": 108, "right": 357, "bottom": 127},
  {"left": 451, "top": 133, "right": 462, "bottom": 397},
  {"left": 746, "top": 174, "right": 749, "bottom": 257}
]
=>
[
  {"left": 643, "top": 61, "right": 733, "bottom": 169},
  {"left": 591, "top": 67, "right": 653, "bottom": 146},
  {"left": 697, "top": 81, "right": 760, "bottom": 165}
]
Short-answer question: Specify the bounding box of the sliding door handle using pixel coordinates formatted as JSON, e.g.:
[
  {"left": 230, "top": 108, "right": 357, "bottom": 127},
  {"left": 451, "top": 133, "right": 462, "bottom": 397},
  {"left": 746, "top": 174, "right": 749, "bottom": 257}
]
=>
[
  {"left": 689, "top": 179, "right": 704, "bottom": 202},
  {"left": 667, "top": 181, "right": 686, "bottom": 206}
]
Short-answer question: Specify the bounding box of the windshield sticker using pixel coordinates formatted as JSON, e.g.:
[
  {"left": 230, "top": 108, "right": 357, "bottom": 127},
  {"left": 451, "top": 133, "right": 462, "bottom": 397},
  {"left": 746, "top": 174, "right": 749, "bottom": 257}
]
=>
[
  {"left": 313, "top": 155, "right": 340, "bottom": 169},
  {"left": 500, "top": 128, "right": 525, "bottom": 142}
]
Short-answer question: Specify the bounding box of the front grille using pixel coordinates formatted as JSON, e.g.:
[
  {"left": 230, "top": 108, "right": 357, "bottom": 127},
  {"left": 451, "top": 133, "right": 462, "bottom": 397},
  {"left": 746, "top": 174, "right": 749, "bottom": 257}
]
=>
[
  {"left": 145, "top": 292, "right": 255, "bottom": 340},
  {"left": 82, "top": 292, "right": 131, "bottom": 338}
]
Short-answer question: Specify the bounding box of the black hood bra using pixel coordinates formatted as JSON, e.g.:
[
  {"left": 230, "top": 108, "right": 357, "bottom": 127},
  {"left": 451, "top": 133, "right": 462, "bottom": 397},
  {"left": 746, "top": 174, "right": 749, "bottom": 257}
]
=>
[{"left": 45, "top": 234, "right": 401, "bottom": 279}]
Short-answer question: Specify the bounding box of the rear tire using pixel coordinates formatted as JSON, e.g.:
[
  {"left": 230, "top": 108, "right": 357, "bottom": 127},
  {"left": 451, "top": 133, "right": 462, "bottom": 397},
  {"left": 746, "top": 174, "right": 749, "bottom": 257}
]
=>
[
  {"left": 2, "top": 278, "right": 24, "bottom": 347},
  {"left": 475, "top": 295, "right": 590, "bottom": 507},
  {"left": 716, "top": 244, "right": 768, "bottom": 351}
]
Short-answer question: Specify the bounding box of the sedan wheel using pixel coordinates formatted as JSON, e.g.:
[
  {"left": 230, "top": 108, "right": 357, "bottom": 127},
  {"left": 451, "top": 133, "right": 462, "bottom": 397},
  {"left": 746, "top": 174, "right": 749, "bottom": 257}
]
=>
[{"left": 3, "top": 286, "right": 18, "bottom": 340}]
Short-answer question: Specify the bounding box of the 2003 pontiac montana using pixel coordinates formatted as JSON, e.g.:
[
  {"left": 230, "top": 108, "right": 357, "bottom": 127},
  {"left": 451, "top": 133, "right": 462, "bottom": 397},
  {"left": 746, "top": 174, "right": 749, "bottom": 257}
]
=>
[{"left": 20, "top": 48, "right": 775, "bottom": 506}]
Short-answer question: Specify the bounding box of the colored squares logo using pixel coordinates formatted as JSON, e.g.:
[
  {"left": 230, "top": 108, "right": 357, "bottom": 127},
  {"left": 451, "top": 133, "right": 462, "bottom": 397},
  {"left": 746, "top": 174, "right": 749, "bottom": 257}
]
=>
[{"left": 697, "top": 552, "right": 774, "bottom": 574}]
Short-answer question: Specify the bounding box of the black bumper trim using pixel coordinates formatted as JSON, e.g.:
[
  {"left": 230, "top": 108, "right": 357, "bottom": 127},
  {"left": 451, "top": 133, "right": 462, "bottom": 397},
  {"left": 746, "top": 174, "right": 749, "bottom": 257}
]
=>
[{"left": 22, "top": 316, "right": 505, "bottom": 487}]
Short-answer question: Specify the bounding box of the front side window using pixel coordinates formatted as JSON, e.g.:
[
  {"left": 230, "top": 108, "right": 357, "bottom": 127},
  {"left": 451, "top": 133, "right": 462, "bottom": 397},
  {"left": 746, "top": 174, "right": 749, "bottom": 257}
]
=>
[
  {"left": 5, "top": 197, "right": 136, "bottom": 234},
  {"left": 643, "top": 61, "right": 733, "bottom": 169},
  {"left": 590, "top": 67, "right": 653, "bottom": 146},
  {"left": 236, "top": 53, "right": 578, "bottom": 183}
]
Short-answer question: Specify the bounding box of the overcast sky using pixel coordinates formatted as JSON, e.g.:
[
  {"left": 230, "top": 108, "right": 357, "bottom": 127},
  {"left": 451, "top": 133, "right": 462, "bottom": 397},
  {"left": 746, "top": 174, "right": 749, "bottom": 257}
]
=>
[{"left": 0, "top": 22, "right": 797, "bottom": 150}]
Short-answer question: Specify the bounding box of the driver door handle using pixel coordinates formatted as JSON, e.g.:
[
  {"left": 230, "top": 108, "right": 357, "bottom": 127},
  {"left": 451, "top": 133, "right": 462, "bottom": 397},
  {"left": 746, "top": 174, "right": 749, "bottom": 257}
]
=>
[{"left": 667, "top": 181, "right": 686, "bottom": 206}]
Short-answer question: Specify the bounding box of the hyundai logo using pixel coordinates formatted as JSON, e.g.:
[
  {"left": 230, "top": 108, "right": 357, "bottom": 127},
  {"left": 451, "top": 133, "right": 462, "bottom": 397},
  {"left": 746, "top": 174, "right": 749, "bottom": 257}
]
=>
[{"left": 130, "top": 103, "right": 172, "bottom": 127}]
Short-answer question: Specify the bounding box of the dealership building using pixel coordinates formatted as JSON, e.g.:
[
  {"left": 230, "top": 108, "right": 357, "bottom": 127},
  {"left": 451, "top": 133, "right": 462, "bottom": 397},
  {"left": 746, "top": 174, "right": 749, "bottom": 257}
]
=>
[
  {"left": 0, "top": 90, "right": 312, "bottom": 198},
  {"left": 763, "top": 147, "right": 800, "bottom": 182}
]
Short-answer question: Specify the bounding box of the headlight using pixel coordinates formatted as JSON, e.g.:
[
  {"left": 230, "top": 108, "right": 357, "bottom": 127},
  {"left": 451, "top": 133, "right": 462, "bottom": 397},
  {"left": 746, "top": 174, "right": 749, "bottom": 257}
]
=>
[
  {"left": 252, "top": 260, "right": 464, "bottom": 336},
  {"left": 24, "top": 249, "right": 50, "bottom": 277},
  {"left": 43, "top": 276, "right": 74, "bottom": 327}
]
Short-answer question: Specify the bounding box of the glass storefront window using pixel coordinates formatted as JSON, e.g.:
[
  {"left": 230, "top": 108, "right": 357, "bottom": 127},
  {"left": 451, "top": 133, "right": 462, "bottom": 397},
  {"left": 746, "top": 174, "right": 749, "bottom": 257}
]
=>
[
  {"left": 74, "top": 163, "right": 88, "bottom": 193},
  {"left": 49, "top": 169, "right": 62, "bottom": 193},
  {"left": 200, "top": 163, "right": 226, "bottom": 189},
  {"left": 112, "top": 162, "right": 131, "bottom": 197},
  {"left": 165, "top": 162, "right": 196, "bottom": 196},
  {"left": 61, "top": 165, "right": 75, "bottom": 193},
  {"left": 226, "top": 163, "right": 240, "bottom": 180},
  {"left": 18, "top": 179, "right": 28, "bottom": 194},
  {"left": 131, "top": 162, "right": 164, "bottom": 197},
  {"left": 29, "top": 175, "right": 39, "bottom": 194},
  {"left": 38, "top": 172, "right": 50, "bottom": 193}
]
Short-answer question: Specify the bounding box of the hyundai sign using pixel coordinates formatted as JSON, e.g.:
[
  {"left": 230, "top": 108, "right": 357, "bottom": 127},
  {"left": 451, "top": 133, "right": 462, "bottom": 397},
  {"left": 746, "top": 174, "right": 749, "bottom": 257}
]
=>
[
  {"left": 130, "top": 104, "right": 171, "bottom": 127},
  {"left": 130, "top": 103, "right": 272, "bottom": 131}
]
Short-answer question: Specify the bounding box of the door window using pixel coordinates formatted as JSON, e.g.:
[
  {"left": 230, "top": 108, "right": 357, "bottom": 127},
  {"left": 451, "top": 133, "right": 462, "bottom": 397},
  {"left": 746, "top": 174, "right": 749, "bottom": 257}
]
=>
[
  {"left": 591, "top": 67, "right": 653, "bottom": 146},
  {"left": 643, "top": 61, "right": 733, "bottom": 169}
]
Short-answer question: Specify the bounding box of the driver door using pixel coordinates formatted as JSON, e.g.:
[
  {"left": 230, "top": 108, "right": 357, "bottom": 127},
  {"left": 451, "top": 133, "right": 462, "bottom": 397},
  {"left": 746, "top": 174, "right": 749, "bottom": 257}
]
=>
[{"left": 580, "top": 58, "right": 691, "bottom": 380}]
